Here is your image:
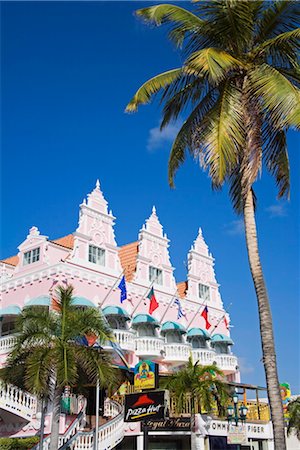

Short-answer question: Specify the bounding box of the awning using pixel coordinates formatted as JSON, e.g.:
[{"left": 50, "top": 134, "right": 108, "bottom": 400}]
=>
[
  {"left": 161, "top": 321, "right": 186, "bottom": 334},
  {"left": 132, "top": 314, "right": 160, "bottom": 328},
  {"left": 0, "top": 305, "right": 21, "bottom": 317},
  {"left": 187, "top": 328, "right": 211, "bottom": 340},
  {"left": 72, "top": 297, "right": 96, "bottom": 308},
  {"left": 102, "top": 306, "right": 130, "bottom": 320},
  {"left": 211, "top": 333, "right": 234, "bottom": 345},
  {"left": 25, "top": 295, "right": 51, "bottom": 307}
]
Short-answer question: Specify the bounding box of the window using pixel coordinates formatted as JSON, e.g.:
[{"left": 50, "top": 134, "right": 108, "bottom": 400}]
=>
[
  {"left": 88, "top": 245, "right": 105, "bottom": 266},
  {"left": 149, "top": 266, "right": 163, "bottom": 285},
  {"left": 23, "top": 247, "right": 40, "bottom": 265},
  {"left": 198, "top": 283, "right": 210, "bottom": 301}
]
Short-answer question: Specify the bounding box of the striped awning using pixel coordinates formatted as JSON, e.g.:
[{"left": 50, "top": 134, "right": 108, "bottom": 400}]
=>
[
  {"left": 0, "top": 305, "right": 21, "bottom": 317},
  {"left": 187, "top": 328, "right": 211, "bottom": 340},
  {"left": 102, "top": 306, "right": 130, "bottom": 320},
  {"left": 211, "top": 333, "right": 234, "bottom": 345},
  {"left": 132, "top": 314, "right": 160, "bottom": 327},
  {"left": 161, "top": 321, "right": 186, "bottom": 334},
  {"left": 25, "top": 296, "right": 51, "bottom": 307}
]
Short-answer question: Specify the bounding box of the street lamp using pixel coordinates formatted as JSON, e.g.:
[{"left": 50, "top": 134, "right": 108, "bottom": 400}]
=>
[{"left": 227, "top": 391, "right": 248, "bottom": 426}]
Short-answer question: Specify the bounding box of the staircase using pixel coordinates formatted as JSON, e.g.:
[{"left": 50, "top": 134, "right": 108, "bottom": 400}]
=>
[
  {"left": 0, "top": 383, "right": 37, "bottom": 421},
  {"left": 33, "top": 399, "right": 124, "bottom": 450}
]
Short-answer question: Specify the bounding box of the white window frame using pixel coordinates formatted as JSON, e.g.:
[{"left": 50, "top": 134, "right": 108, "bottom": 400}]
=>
[
  {"left": 88, "top": 245, "right": 105, "bottom": 266},
  {"left": 149, "top": 266, "right": 163, "bottom": 285},
  {"left": 23, "top": 247, "right": 40, "bottom": 265},
  {"left": 198, "top": 283, "right": 210, "bottom": 302}
]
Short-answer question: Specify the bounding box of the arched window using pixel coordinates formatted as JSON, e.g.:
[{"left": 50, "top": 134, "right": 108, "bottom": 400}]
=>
[
  {"left": 165, "top": 331, "right": 183, "bottom": 344},
  {"left": 137, "top": 324, "right": 155, "bottom": 337},
  {"left": 190, "top": 336, "right": 207, "bottom": 349},
  {"left": 214, "top": 343, "right": 229, "bottom": 354}
]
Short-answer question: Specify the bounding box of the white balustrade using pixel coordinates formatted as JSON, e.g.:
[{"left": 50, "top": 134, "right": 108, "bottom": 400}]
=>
[
  {"left": 191, "top": 348, "right": 216, "bottom": 366},
  {"left": 135, "top": 336, "right": 164, "bottom": 357},
  {"left": 215, "top": 354, "right": 238, "bottom": 372},
  {"left": 0, "top": 335, "right": 17, "bottom": 354},
  {"left": 164, "top": 343, "right": 192, "bottom": 362},
  {"left": 0, "top": 383, "right": 37, "bottom": 421},
  {"left": 113, "top": 329, "right": 136, "bottom": 352}
]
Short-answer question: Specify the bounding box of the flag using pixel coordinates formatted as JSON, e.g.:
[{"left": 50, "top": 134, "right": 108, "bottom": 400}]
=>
[
  {"left": 118, "top": 275, "right": 127, "bottom": 303},
  {"left": 224, "top": 315, "right": 229, "bottom": 330},
  {"left": 76, "top": 333, "right": 98, "bottom": 347},
  {"left": 147, "top": 287, "right": 159, "bottom": 315},
  {"left": 201, "top": 306, "right": 211, "bottom": 330},
  {"left": 174, "top": 298, "right": 186, "bottom": 320},
  {"left": 109, "top": 339, "right": 130, "bottom": 369}
]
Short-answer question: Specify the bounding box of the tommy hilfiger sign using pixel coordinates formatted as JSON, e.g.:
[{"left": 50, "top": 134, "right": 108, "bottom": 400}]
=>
[{"left": 124, "top": 391, "right": 166, "bottom": 422}]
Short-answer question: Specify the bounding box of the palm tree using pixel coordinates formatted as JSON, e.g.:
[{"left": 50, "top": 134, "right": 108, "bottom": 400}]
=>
[
  {"left": 0, "top": 285, "right": 117, "bottom": 450},
  {"left": 162, "top": 356, "right": 228, "bottom": 448},
  {"left": 287, "top": 397, "right": 300, "bottom": 440},
  {"left": 126, "top": 2, "right": 299, "bottom": 448}
]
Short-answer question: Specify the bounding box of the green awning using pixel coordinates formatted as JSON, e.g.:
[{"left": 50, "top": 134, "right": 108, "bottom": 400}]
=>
[
  {"left": 25, "top": 296, "right": 50, "bottom": 307},
  {"left": 211, "top": 333, "right": 234, "bottom": 345},
  {"left": 187, "top": 328, "right": 211, "bottom": 340},
  {"left": 161, "top": 321, "right": 186, "bottom": 334},
  {"left": 72, "top": 297, "right": 96, "bottom": 308},
  {"left": 102, "top": 306, "right": 130, "bottom": 320},
  {"left": 132, "top": 314, "right": 160, "bottom": 327},
  {"left": 0, "top": 305, "right": 21, "bottom": 317}
]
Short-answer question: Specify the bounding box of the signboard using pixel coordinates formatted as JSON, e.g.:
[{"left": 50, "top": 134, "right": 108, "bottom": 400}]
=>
[
  {"left": 142, "top": 417, "right": 190, "bottom": 432},
  {"left": 134, "top": 360, "right": 158, "bottom": 391},
  {"left": 280, "top": 382, "right": 291, "bottom": 419},
  {"left": 227, "top": 424, "right": 248, "bottom": 445},
  {"left": 124, "top": 390, "right": 166, "bottom": 422}
]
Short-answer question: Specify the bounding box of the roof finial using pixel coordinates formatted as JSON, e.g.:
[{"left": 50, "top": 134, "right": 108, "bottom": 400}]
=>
[
  {"left": 95, "top": 179, "right": 100, "bottom": 190},
  {"left": 198, "top": 227, "right": 203, "bottom": 237},
  {"left": 152, "top": 205, "right": 157, "bottom": 215}
]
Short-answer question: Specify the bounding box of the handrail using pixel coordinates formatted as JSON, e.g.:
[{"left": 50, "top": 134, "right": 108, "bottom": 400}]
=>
[{"left": 58, "top": 400, "right": 123, "bottom": 450}]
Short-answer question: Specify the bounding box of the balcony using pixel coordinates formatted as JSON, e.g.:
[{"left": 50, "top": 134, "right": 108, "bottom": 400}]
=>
[
  {"left": 191, "top": 348, "right": 215, "bottom": 366},
  {"left": 0, "top": 334, "right": 17, "bottom": 355},
  {"left": 215, "top": 354, "right": 238, "bottom": 372},
  {"left": 135, "top": 336, "right": 164, "bottom": 358},
  {"left": 164, "top": 343, "right": 192, "bottom": 363},
  {"left": 113, "top": 329, "right": 136, "bottom": 352}
]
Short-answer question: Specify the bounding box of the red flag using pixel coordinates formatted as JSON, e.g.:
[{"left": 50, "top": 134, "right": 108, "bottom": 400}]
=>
[
  {"left": 147, "top": 287, "right": 159, "bottom": 315},
  {"left": 201, "top": 306, "right": 211, "bottom": 330},
  {"left": 224, "top": 316, "right": 229, "bottom": 330}
]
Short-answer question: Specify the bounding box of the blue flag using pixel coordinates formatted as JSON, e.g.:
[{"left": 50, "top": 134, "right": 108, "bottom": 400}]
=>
[{"left": 118, "top": 275, "right": 127, "bottom": 303}]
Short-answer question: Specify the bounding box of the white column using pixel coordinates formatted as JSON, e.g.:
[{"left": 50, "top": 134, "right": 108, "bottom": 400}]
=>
[
  {"left": 137, "top": 434, "right": 143, "bottom": 450},
  {"left": 265, "top": 440, "right": 275, "bottom": 450},
  {"left": 193, "top": 434, "right": 206, "bottom": 450}
]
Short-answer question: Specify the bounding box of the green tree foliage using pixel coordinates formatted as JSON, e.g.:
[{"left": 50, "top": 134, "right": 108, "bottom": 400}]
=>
[{"left": 287, "top": 397, "right": 300, "bottom": 440}]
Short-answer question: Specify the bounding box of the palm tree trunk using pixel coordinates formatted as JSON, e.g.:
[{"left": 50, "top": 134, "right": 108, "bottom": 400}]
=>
[
  {"left": 49, "top": 384, "right": 62, "bottom": 450},
  {"left": 243, "top": 189, "right": 286, "bottom": 450}
]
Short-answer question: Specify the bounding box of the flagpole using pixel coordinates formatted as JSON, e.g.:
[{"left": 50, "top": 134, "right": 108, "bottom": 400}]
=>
[
  {"left": 99, "top": 271, "right": 124, "bottom": 307},
  {"left": 186, "top": 299, "right": 210, "bottom": 329},
  {"left": 159, "top": 288, "right": 180, "bottom": 324},
  {"left": 131, "top": 273, "right": 160, "bottom": 316},
  {"left": 210, "top": 303, "right": 233, "bottom": 334}
]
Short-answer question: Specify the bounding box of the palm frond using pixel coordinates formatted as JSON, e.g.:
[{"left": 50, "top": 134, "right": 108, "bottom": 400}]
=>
[
  {"left": 160, "top": 76, "right": 206, "bottom": 129},
  {"left": 185, "top": 48, "right": 243, "bottom": 83},
  {"left": 249, "top": 64, "right": 300, "bottom": 129},
  {"left": 263, "top": 124, "right": 290, "bottom": 199},
  {"left": 255, "top": 1, "right": 300, "bottom": 43},
  {"left": 193, "top": 0, "right": 258, "bottom": 54},
  {"left": 253, "top": 27, "right": 300, "bottom": 56},
  {"left": 126, "top": 69, "right": 182, "bottom": 112},
  {"left": 192, "top": 81, "right": 244, "bottom": 187},
  {"left": 168, "top": 88, "right": 218, "bottom": 187},
  {"left": 136, "top": 4, "right": 204, "bottom": 48}
]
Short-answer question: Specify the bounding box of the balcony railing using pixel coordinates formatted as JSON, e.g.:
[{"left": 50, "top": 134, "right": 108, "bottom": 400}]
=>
[
  {"left": 113, "top": 329, "right": 136, "bottom": 352},
  {"left": 164, "top": 343, "right": 191, "bottom": 362},
  {"left": 0, "top": 335, "right": 17, "bottom": 355},
  {"left": 191, "top": 348, "right": 215, "bottom": 366},
  {"left": 215, "top": 354, "right": 238, "bottom": 372},
  {"left": 135, "top": 336, "right": 164, "bottom": 358}
]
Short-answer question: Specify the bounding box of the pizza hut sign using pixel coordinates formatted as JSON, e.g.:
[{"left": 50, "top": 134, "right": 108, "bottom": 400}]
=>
[{"left": 124, "top": 391, "right": 166, "bottom": 422}]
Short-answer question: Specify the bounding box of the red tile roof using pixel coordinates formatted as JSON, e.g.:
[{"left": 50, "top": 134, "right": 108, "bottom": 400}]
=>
[
  {"left": 177, "top": 281, "right": 188, "bottom": 298},
  {"left": 1, "top": 255, "right": 19, "bottom": 267},
  {"left": 51, "top": 234, "right": 74, "bottom": 249},
  {"left": 118, "top": 241, "right": 139, "bottom": 282}
]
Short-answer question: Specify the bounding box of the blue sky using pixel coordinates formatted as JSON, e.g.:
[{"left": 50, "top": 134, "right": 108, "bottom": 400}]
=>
[{"left": 1, "top": 1, "right": 299, "bottom": 392}]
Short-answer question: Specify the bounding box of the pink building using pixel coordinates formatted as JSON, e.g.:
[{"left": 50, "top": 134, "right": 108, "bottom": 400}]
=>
[{"left": 0, "top": 181, "right": 260, "bottom": 450}]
